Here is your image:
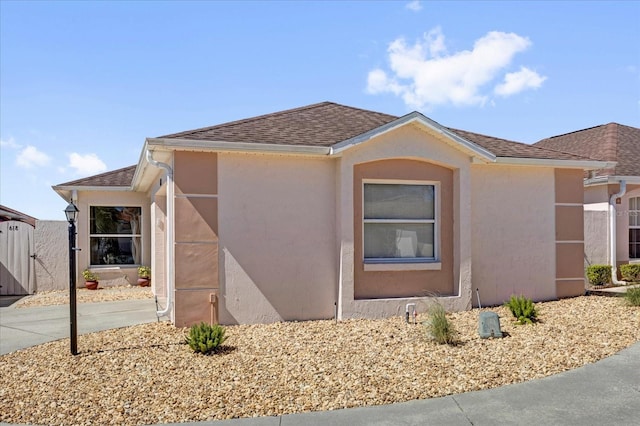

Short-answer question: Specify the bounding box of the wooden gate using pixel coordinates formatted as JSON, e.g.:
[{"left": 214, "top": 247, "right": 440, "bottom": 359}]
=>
[{"left": 0, "top": 220, "right": 35, "bottom": 295}]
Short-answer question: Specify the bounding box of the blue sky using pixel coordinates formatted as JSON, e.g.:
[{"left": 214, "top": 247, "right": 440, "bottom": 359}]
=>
[{"left": 1, "top": 0, "right": 639, "bottom": 220}]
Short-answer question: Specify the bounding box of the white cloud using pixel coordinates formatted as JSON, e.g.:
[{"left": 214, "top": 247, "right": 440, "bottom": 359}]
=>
[
  {"left": 406, "top": 1, "right": 422, "bottom": 12},
  {"left": 367, "top": 28, "right": 544, "bottom": 109},
  {"left": 68, "top": 153, "right": 107, "bottom": 176},
  {"left": 494, "top": 66, "right": 546, "bottom": 96},
  {"left": 16, "top": 145, "right": 52, "bottom": 168},
  {"left": 0, "top": 136, "right": 21, "bottom": 149}
]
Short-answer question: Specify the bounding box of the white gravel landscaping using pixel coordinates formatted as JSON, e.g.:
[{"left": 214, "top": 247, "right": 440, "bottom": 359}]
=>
[{"left": 1, "top": 295, "right": 638, "bottom": 426}]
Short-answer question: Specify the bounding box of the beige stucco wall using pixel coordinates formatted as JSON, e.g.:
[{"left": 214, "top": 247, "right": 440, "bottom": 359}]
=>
[
  {"left": 217, "top": 152, "right": 337, "bottom": 324},
  {"left": 338, "top": 123, "right": 473, "bottom": 319},
  {"left": 471, "top": 164, "right": 556, "bottom": 306},
  {"left": 33, "top": 220, "right": 68, "bottom": 291},
  {"left": 75, "top": 191, "right": 151, "bottom": 288}
]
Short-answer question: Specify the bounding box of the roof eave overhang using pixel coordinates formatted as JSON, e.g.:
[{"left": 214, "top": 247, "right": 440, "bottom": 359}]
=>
[
  {"left": 330, "top": 112, "right": 497, "bottom": 162},
  {"left": 495, "top": 157, "right": 616, "bottom": 169},
  {"left": 52, "top": 185, "right": 133, "bottom": 203},
  {"left": 146, "top": 137, "right": 332, "bottom": 156},
  {"left": 584, "top": 175, "right": 640, "bottom": 187}
]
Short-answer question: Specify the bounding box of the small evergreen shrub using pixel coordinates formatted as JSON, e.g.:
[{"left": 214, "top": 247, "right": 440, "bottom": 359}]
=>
[
  {"left": 586, "top": 265, "right": 612, "bottom": 286},
  {"left": 82, "top": 269, "right": 99, "bottom": 281},
  {"left": 504, "top": 295, "right": 537, "bottom": 325},
  {"left": 185, "top": 322, "right": 227, "bottom": 355},
  {"left": 624, "top": 287, "right": 640, "bottom": 307},
  {"left": 619, "top": 264, "right": 640, "bottom": 282},
  {"left": 424, "top": 304, "right": 457, "bottom": 345}
]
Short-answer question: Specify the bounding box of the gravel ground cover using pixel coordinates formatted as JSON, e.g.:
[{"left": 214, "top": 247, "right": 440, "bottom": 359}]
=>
[
  {"left": 13, "top": 286, "right": 153, "bottom": 308},
  {"left": 1, "top": 296, "right": 638, "bottom": 426}
]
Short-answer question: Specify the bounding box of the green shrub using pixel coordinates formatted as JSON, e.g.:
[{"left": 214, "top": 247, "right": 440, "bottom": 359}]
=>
[
  {"left": 185, "top": 322, "right": 227, "bottom": 355},
  {"left": 504, "top": 295, "right": 537, "bottom": 325},
  {"left": 586, "top": 265, "right": 612, "bottom": 286},
  {"left": 424, "top": 304, "right": 457, "bottom": 345},
  {"left": 624, "top": 287, "right": 640, "bottom": 307},
  {"left": 619, "top": 264, "right": 640, "bottom": 282},
  {"left": 82, "top": 269, "right": 99, "bottom": 281}
]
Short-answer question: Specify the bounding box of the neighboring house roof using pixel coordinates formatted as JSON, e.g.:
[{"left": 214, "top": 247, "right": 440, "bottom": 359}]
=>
[
  {"left": 0, "top": 205, "right": 37, "bottom": 227},
  {"left": 534, "top": 123, "right": 640, "bottom": 177},
  {"left": 55, "top": 165, "right": 137, "bottom": 188}
]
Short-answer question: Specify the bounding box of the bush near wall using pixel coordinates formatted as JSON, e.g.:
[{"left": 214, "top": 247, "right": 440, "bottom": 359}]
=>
[
  {"left": 620, "top": 264, "right": 640, "bottom": 282},
  {"left": 586, "top": 265, "right": 612, "bottom": 286}
]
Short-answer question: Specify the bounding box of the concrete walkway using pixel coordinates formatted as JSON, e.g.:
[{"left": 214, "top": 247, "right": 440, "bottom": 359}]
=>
[
  {"left": 1, "top": 298, "right": 639, "bottom": 425},
  {"left": 0, "top": 298, "right": 161, "bottom": 355}
]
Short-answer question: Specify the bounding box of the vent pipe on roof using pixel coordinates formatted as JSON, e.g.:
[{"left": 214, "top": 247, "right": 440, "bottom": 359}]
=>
[
  {"left": 146, "top": 149, "right": 174, "bottom": 318},
  {"left": 609, "top": 180, "right": 627, "bottom": 285}
]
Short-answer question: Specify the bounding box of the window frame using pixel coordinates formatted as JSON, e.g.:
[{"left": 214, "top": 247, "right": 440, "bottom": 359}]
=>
[
  {"left": 630, "top": 196, "right": 640, "bottom": 260},
  {"left": 88, "top": 205, "right": 143, "bottom": 267},
  {"left": 362, "top": 179, "right": 440, "bottom": 267}
]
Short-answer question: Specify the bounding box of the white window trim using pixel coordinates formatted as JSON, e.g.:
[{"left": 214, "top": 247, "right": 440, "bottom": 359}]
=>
[
  {"left": 88, "top": 205, "right": 143, "bottom": 268},
  {"left": 362, "top": 179, "right": 440, "bottom": 270},
  {"left": 630, "top": 196, "right": 640, "bottom": 260}
]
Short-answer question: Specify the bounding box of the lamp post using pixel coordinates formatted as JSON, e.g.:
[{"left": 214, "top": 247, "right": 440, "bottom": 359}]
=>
[{"left": 65, "top": 202, "right": 79, "bottom": 355}]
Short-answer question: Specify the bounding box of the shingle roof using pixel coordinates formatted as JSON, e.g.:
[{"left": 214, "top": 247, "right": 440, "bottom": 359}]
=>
[
  {"left": 534, "top": 123, "right": 640, "bottom": 177},
  {"left": 447, "top": 128, "right": 591, "bottom": 161},
  {"left": 160, "top": 101, "right": 592, "bottom": 161},
  {"left": 160, "top": 102, "right": 398, "bottom": 147},
  {"left": 0, "top": 204, "right": 37, "bottom": 227},
  {"left": 56, "top": 165, "right": 136, "bottom": 187}
]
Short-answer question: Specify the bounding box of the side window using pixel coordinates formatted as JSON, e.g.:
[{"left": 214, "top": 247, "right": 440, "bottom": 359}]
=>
[
  {"left": 89, "top": 206, "right": 142, "bottom": 265},
  {"left": 630, "top": 197, "right": 639, "bottom": 259}
]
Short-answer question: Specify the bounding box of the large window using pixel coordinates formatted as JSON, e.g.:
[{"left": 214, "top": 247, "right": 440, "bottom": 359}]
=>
[
  {"left": 89, "top": 206, "right": 142, "bottom": 265},
  {"left": 630, "top": 197, "right": 640, "bottom": 259},
  {"left": 363, "top": 182, "right": 437, "bottom": 262}
]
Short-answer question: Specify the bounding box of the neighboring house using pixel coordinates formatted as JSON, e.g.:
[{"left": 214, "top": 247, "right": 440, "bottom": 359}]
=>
[
  {"left": 535, "top": 123, "right": 640, "bottom": 282},
  {"left": 0, "top": 205, "right": 37, "bottom": 295},
  {"left": 53, "top": 102, "right": 613, "bottom": 326}
]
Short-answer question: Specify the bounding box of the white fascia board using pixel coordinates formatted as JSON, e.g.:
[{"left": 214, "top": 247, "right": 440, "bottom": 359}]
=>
[
  {"left": 146, "top": 137, "right": 331, "bottom": 156},
  {"left": 584, "top": 175, "right": 640, "bottom": 187},
  {"left": 52, "top": 185, "right": 133, "bottom": 192},
  {"left": 330, "top": 112, "right": 497, "bottom": 162},
  {"left": 495, "top": 157, "right": 614, "bottom": 169}
]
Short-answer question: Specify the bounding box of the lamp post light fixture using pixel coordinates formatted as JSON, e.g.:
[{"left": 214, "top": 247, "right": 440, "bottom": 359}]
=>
[{"left": 65, "top": 202, "right": 79, "bottom": 355}]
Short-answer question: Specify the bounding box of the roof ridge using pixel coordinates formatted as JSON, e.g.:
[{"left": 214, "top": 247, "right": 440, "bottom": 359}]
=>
[
  {"left": 159, "top": 102, "right": 338, "bottom": 138},
  {"left": 545, "top": 124, "right": 609, "bottom": 140}
]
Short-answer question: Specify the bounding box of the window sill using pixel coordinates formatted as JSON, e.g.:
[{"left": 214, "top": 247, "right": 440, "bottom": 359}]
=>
[{"left": 364, "top": 262, "right": 442, "bottom": 272}]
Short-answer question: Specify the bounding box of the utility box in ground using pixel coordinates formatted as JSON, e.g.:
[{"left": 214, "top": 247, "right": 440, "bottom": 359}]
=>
[{"left": 479, "top": 312, "right": 503, "bottom": 338}]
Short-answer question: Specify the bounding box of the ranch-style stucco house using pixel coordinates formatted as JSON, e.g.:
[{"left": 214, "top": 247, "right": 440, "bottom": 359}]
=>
[
  {"left": 53, "top": 102, "right": 615, "bottom": 327},
  {"left": 535, "top": 123, "right": 640, "bottom": 282}
]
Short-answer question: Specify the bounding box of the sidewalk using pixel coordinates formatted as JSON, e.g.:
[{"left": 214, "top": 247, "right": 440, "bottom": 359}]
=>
[
  {"left": 1, "top": 298, "right": 639, "bottom": 425},
  {"left": 0, "top": 298, "right": 162, "bottom": 355}
]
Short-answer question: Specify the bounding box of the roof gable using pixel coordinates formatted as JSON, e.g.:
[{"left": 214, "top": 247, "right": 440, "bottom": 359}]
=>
[
  {"left": 54, "top": 165, "right": 137, "bottom": 188},
  {"left": 534, "top": 123, "right": 640, "bottom": 177}
]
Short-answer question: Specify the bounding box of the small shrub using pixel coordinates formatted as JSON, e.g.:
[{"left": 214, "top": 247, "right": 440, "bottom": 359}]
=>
[
  {"left": 424, "top": 304, "right": 457, "bottom": 345},
  {"left": 504, "top": 295, "right": 537, "bottom": 325},
  {"left": 624, "top": 287, "right": 640, "bottom": 307},
  {"left": 185, "top": 322, "right": 227, "bottom": 355},
  {"left": 619, "top": 264, "right": 640, "bottom": 282},
  {"left": 138, "top": 265, "right": 151, "bottom": 279},
  {"left": 586, "top": 265, "right": 612, "bottom": 286}
]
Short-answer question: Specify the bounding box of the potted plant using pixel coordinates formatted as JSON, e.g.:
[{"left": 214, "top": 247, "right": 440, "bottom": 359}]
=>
[
  {"left": 82, "top": 269, "right": 99, "bottom": 290},
  {"left": 137, "top": 266, "right": 151, "bottom": 287}
]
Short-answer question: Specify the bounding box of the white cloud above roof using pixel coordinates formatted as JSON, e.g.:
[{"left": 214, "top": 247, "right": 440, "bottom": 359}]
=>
[
  {"left": 68, "top": 153, "right": 107, "bottom": 176},
  {"left": 1, "top": 136, "right": 21, "bottom": 149},
  {"left": 16, "top": 145, "right": 51, "bottom": 168},
  {"left": 367, "top": 28, "right": 546, "bottom": 109},
  {"left": 495, "top": 66, "right": 547, "bottom": 96},
  {"left": 405, "top": 1, "right": 422, "bottom": 12}
]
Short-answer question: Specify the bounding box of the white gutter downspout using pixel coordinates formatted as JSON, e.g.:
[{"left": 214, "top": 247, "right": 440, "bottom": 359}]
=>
[
  {"left": 146, "top": 149, "right": 174, "bottom": 318},
  {"left": 609, "top": 180, "right": 627, "bottom": 285}
]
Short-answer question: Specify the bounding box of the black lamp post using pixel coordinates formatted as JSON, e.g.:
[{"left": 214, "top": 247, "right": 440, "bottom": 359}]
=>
[{"left": 65, "top": 202, "right": 79, "bottom": 355}]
